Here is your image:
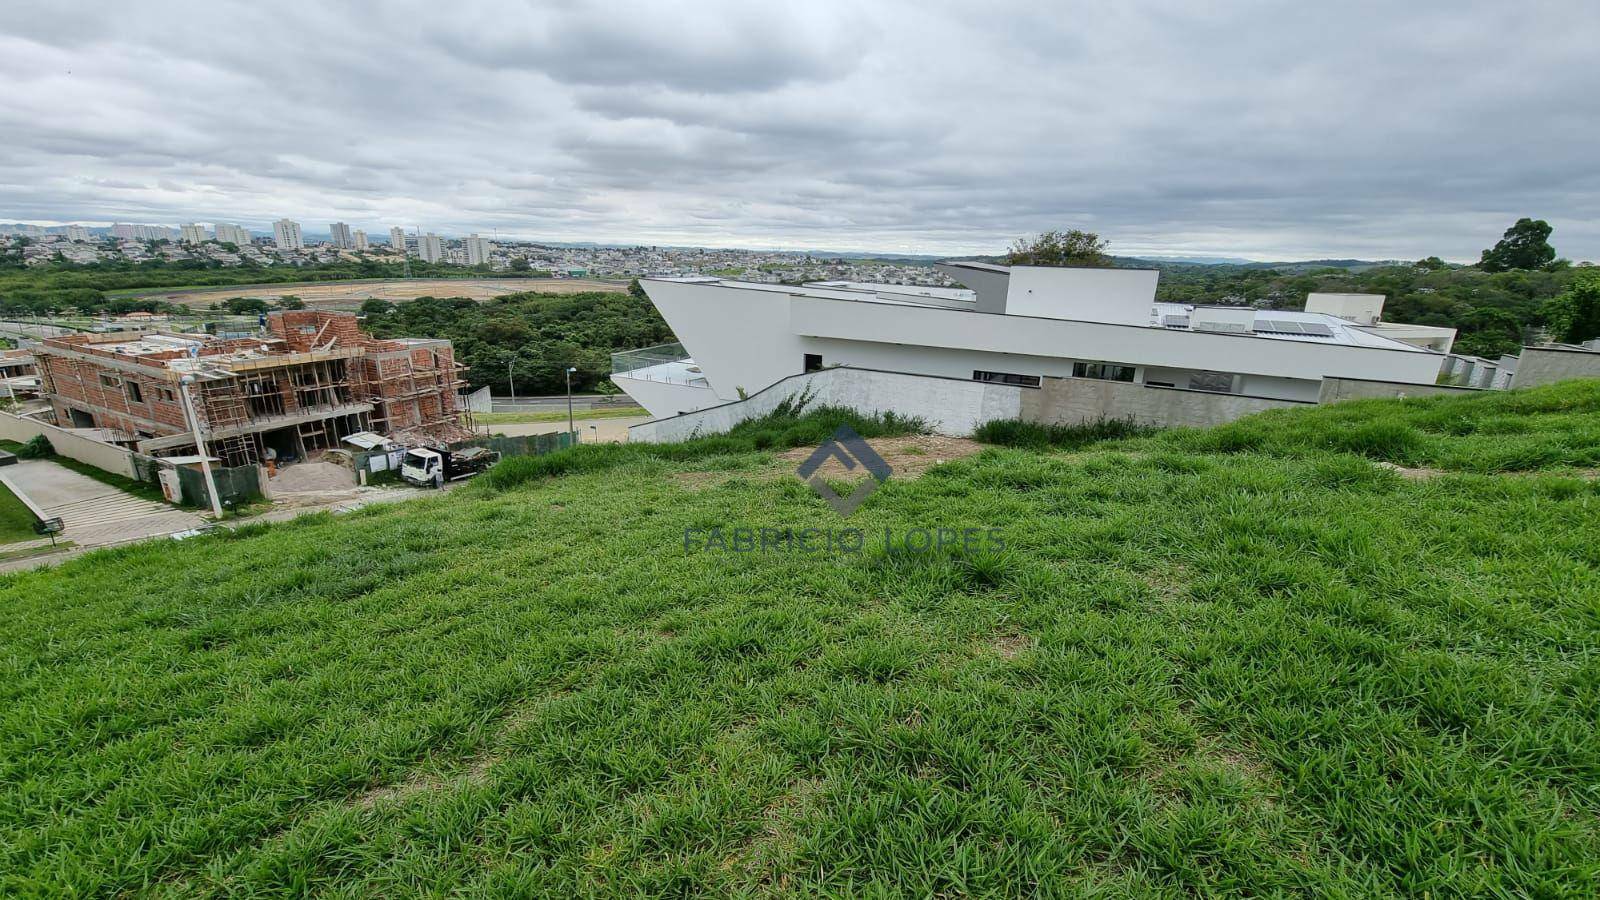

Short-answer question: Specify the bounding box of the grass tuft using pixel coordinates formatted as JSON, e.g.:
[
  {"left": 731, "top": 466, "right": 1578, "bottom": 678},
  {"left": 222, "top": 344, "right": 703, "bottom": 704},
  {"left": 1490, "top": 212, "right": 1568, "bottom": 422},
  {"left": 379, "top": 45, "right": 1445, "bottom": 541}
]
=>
[{"left": 973, "top": 416, "right": 1151, "bottom": 450}]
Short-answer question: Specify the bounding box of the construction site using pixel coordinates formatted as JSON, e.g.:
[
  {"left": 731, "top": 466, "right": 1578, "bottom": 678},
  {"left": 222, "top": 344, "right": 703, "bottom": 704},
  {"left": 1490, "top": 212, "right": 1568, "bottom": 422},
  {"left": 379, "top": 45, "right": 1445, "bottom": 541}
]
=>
[{"left": 31, "top": 311, "right": 471, "bottom": 467}]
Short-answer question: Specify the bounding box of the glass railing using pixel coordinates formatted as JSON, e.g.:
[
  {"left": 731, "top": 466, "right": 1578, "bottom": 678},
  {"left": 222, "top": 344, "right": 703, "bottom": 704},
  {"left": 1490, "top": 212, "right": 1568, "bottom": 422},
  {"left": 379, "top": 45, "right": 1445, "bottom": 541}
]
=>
[
  {"left": 611, "top": 342, "right": 711, "bottom": 387},
  {"left": 612, "top": 342, "right": 689, "bottom": 375}
]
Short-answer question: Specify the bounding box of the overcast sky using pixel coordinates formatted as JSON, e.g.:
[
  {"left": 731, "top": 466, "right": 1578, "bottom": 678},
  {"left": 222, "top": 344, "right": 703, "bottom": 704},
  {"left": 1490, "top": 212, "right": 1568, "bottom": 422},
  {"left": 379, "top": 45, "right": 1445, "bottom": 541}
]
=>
[{"left": 1, "top": 0, "right": 1596, "bottom": 261}]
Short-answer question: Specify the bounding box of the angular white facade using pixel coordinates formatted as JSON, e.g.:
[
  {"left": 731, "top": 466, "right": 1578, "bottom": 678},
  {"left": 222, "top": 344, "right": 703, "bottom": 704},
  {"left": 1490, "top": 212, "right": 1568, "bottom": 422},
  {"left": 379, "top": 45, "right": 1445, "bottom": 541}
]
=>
[{"left": 614, "top": 263, "right": 1450, "bottom": 421}]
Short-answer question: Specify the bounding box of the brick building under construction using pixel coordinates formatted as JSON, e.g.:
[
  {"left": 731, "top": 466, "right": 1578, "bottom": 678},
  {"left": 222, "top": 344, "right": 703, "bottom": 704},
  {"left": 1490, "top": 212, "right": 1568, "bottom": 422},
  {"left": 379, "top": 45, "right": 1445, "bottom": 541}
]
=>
[{"left": 33, "top": 311, "right": 469, "bottom": 466}]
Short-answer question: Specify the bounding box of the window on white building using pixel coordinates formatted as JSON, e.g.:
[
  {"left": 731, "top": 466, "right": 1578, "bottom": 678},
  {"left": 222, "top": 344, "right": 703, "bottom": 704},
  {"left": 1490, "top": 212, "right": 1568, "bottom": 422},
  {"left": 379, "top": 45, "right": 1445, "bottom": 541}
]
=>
[
  {"left": 973, "top": 369, "right": 1041, "bottom": 388},
  {"left": 1071, "top": 362, "right": 1135, "bottom": 383}
]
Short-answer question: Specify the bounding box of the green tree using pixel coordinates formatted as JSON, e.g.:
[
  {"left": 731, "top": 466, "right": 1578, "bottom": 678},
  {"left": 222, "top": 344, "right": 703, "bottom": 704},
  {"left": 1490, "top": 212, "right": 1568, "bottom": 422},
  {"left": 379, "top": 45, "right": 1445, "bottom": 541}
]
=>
[
  {"left": 509, "top": 257, "right": 531, "bottom": 272},
  {"left": 276, "top": 295, "right": 306, "bottom": 310},
  {"left": 359, "top": 298, "right": 396, "bottom": 320},
  {"left": 1453, "top": 307, "right": 1525, "bottom": 358},
  {"left": 1542, "top": 273, "right": 1600, "bottom": 344},
  {"left": 1004, "top": 229, "right": 1113, "bottom": 267},
  {"left": 225, "top": 296, "right": 270, "bottom": 315},
  {"left": 1414, "top": 256, "right": 1447, "bottom": 271},
  {"left": 1479, "top": 218, "right": 1556, "bottom": 272}
]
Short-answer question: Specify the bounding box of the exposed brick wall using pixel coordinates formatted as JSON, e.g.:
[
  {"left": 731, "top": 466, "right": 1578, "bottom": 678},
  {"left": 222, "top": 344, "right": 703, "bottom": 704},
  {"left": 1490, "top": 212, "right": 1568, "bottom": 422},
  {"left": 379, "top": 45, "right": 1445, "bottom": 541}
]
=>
[
  {"left": 268, "top": 311, "right": 371, "bottom": 351},
  {"left": 35, "top": 317, "right": 463, "bottom": 445},
  {"left": 33, "top": 352, "right": 187, "bottom": 437}
]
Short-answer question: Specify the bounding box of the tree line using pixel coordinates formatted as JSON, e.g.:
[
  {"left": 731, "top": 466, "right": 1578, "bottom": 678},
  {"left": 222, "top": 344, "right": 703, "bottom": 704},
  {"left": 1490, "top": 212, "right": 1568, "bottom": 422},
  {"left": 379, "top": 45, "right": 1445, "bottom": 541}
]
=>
[
  {"left": 1005, "top": 220, "right": 1598, "bottom": 357},
  {"left": 0, "top": 253, "right": 549, "bottom": 317},
  {"left": 358, "top": 287, "right": 673, "bottom": 396}
]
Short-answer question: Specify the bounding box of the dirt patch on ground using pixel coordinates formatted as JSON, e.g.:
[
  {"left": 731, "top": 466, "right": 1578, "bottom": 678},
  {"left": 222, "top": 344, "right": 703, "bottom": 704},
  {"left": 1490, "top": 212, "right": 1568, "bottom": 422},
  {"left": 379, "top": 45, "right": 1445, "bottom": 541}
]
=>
[
  {"left": 774, "top": 434, "right": 985, "bottom": 479},
  {"left": 269, "top": 461, "right": 357, "bottom": 493},
  {"left": 672, "top": 435, "right": 985, "bottom": 492},
  {"left": 1376, "top": 461, "right": 1600, "bottom": 481},
  {"left": 987, "top": 632, "right": 1036, "bottom": 659}
]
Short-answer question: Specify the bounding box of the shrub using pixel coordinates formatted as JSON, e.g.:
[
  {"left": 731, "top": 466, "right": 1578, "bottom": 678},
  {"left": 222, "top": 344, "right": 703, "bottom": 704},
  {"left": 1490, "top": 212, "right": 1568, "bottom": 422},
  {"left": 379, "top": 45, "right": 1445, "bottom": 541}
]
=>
[
  {"left": 1330, "top": 422, "right": 1424, "bottom": 463},
  {"left": 16, "top": 434, "right": 54, "bottom": 459}
]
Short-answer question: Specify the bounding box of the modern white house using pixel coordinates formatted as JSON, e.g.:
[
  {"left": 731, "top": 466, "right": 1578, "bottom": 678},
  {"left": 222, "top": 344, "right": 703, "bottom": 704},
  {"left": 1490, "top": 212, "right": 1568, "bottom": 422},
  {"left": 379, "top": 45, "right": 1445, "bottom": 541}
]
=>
[{"left": 613, "top": 263, "right": 1453, "bottom": 429}]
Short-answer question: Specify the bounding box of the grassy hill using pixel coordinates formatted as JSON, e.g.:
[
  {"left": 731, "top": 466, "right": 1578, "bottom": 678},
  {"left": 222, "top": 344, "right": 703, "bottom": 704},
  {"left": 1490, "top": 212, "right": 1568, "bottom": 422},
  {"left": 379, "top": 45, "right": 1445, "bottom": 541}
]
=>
[{"left": 3, "top": 384, "right": 1600, "bottom": 895}]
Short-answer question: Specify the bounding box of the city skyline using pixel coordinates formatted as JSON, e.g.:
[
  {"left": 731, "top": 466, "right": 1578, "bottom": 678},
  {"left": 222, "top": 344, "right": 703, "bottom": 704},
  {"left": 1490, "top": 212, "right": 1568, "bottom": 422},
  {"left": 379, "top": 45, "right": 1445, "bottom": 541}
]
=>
[{"left": 2, "top": 1, "right": 1597, "bottom": 262}]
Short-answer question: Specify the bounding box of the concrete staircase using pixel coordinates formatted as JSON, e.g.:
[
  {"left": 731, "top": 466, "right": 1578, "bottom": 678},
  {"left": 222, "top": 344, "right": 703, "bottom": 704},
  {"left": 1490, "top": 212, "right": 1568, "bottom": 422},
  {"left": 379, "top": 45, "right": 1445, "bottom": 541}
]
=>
[{"left": 45, "top": 490, "right": 204, "bottom": 546}]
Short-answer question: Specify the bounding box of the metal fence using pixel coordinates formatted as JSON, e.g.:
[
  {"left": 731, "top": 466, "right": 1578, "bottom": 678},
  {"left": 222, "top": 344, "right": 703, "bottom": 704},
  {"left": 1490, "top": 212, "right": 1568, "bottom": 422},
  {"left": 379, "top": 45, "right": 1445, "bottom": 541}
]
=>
[
  {"left": 131, "top": 452, "right": 264, "bottom": 508},
  {"left": 174, "top": 464, "right": 263, "bottom": 509},
  {"left": 462, "top": 431, "right": 576, "bottom": 458}
]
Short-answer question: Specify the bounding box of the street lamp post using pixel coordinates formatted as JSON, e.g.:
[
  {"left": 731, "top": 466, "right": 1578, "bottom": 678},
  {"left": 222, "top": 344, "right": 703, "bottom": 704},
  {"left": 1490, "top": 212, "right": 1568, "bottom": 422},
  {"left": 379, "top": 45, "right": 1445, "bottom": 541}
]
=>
[
  {"left": 178, "top": 375, "right": 224, "bottom": 518},
  {"left": 566, "top": 367, "right": 578, "bottom": 440},
  {"left": 507, "top": 358, "right": 516, "bottom": 405}
]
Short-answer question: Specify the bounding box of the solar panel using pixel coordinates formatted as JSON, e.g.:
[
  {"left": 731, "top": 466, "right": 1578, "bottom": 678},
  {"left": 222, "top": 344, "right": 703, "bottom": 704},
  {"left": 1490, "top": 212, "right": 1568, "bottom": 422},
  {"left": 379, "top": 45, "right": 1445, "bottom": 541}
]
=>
[{"left": 1301, "top": 323, "right": 1335, "bottom": 337}]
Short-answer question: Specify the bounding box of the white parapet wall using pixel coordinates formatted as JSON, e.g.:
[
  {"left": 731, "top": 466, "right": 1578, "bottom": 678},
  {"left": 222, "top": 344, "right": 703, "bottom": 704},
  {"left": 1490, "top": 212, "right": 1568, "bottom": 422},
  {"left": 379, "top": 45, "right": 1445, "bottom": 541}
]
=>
[
  {"left": 628, "top": 367, "right": 1026, "bottom": 443},
  {"left": 0, "top": 411, "right": 139, "bottom": 478}
]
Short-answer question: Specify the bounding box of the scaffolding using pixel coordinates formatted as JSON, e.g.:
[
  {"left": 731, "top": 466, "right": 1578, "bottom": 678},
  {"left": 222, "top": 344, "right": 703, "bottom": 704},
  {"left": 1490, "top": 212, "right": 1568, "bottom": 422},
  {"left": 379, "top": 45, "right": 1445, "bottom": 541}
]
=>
[{"left": 358, "top": 347, "right": 469, "bottom": 441}]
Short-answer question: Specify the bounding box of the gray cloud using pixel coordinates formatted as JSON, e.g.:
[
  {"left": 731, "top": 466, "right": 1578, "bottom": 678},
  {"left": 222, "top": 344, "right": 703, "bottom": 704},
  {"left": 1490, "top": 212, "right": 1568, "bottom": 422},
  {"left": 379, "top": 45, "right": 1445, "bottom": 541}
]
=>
[{"left": 0, "top": 0, "right": 1597, "bottom": 260}]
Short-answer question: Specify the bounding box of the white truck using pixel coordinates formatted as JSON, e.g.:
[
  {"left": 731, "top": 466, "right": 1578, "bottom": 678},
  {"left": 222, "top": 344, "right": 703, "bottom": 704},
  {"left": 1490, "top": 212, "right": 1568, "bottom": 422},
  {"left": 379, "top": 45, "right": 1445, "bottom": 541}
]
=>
[{"left": 399, "top": 445, "right": 500, "bottom": 488}]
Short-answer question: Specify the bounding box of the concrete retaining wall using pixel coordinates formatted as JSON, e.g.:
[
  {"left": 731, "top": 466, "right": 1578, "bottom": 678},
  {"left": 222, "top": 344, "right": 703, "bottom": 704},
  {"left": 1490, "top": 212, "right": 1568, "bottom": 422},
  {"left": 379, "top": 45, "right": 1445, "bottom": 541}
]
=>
[
  {"left": 629, "top": 367, "right": 1025, "bottom": 442},
  {"left": 0, "top": 412, "right": 138, "bottom": 478},
  {"left": 1317, "top": 377, "right": 1480, "bottom": 403},
  {"left": 1510, "top": 346, "right": 1600, "bottom": 389},
  {"left": 1021, "top": 377, "right": 1309, "bottom": 429}
]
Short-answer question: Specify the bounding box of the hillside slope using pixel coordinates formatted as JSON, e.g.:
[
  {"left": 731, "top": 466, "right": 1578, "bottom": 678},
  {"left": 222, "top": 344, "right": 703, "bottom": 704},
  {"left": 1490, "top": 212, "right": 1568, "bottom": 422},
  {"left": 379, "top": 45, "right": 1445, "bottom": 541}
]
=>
[{"left": 3, "top": 384, "right": 1599, "bottom": 895}]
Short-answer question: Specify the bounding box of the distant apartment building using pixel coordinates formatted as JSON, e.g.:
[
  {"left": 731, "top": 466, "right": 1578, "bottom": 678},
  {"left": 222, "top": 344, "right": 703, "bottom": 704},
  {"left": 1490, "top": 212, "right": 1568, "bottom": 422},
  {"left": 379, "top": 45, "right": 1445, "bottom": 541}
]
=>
[
  {"left": 32, "top": 311, "right": 467, "bottom": 466},
  {"left": 214, "top": 223, "right": 251, "bottom": 245},
  {"left": 273, "top": 218, "right": 304, "bottom": 251},
  {"left": 65, "top": 225, "right": 92, "bottom": 242},
  {"left": 133, "top": 224, "right": 172, "bottom": 241},
  {"left": 328, "top": 222, "right": 353, "bottom": 249},
  {"left": 353, "top": 229, "right": 368, "bottom": 252},
  {"left": 464, "top": 233, "right": 493, "bottom": 267},
  {"left": 179, "top": 223, "right": 209, "bottom": 244},
  {"left": 418, "top": 233, "right": 444, "bottom": 263},
  {"left": 111, "top": 223, "right": 136, "bottom": 240},
  {"left": 389, "top": 226, "right": 408, "bottom": 254}
]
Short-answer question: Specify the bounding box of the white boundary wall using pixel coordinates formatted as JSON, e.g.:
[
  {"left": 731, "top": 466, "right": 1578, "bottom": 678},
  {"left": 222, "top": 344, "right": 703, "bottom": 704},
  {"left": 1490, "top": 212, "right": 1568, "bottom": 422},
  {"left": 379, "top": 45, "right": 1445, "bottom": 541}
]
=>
[
  {"left": 0, "top": 412, "right": 138, "bottom": 478},
  {"left": 629, "top": 367, "right": 1025, "bottom": 443}
]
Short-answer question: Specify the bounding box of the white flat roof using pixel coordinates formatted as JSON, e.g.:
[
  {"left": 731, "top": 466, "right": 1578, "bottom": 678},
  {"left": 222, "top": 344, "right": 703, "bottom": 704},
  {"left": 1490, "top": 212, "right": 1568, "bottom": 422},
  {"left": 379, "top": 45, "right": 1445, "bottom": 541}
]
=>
[{"left": 646, "top": 276, "right": 1428, "bottom": 353}]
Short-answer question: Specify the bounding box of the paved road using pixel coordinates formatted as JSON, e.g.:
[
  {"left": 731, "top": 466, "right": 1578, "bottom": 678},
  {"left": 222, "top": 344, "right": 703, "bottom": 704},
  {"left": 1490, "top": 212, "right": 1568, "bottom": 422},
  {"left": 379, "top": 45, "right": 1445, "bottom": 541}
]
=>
[
  {"left": 479, "top": 415, "right": 653, "bottom": 443},
  {"left": 0, "top": 459, "right": 205, "bottom": 550},
  {"left": 489, "top": 395, "right": 640, "bottom": 414}
]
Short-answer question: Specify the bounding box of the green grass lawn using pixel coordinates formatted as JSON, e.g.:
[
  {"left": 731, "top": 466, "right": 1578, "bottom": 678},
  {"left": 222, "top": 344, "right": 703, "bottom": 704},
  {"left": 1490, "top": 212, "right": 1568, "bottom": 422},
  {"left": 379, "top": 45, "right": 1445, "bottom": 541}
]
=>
[
  {"left": 2, "top": 384, "right": 1599, "bottom": 895},
  {"left": 0, "top": 478, "right": 39, "bottom": 545}
]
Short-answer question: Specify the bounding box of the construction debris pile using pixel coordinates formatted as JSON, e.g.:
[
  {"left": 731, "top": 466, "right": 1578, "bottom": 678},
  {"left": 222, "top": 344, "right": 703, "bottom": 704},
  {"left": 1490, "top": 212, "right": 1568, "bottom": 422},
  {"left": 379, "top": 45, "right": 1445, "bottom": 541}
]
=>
[{"left": 33, "top": 312, "right": 470, "bottom": 466}]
